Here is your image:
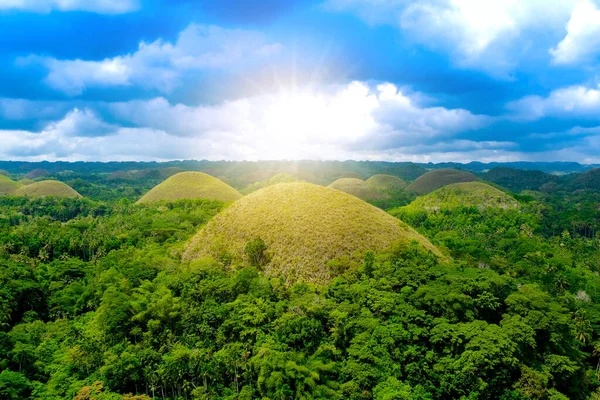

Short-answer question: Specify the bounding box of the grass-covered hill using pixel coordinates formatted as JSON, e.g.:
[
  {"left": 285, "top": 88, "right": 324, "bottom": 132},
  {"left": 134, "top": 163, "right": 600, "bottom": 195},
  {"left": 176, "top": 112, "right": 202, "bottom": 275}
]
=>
[
  {"left": 327, "top": 177, "right": 388, "bottom": 201},
  {"left": 25, "top": 168, "right": 49, "bottom": 179},
  {"left": 366, "top": 174, "right": 408, "bottom": 192},
  {"left": 484, "top": 167, "right": 559, "bottom": 192},
  {"left": 0, "top": 175, "right": 21, "bottom": 195},
  {"left": 183, "top": 182, "right": 442, "bottom": 284},
  {"left": 573, "top": 168, "right": 600, "bottom": 191},
  {"left": 137, "top": 171, "right": 242, "bottom": 204},
  {"left": 241, "top": 173, "right": 298, "bottom": 195},
  {"left": 406, "top": 168, "right": 479, "bottom": 194},
  {"left": 17, "top": 178, "right": 34, "bottom": 186},
  {"left": 15, "top": 180, "right": 82, "bottom": 198},
  {"left": 404, "top": 182, "right": 519, "bottom": 212},
  {"left": 158, "top": 166, "right": 185, "bottom": 178}
]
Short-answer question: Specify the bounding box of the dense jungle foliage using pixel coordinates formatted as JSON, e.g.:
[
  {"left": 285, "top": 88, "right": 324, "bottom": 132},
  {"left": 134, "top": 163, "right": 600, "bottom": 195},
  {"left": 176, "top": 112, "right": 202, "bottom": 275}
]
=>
[{"left": 1, "top": 163, "right": 600, "bottom": 399}]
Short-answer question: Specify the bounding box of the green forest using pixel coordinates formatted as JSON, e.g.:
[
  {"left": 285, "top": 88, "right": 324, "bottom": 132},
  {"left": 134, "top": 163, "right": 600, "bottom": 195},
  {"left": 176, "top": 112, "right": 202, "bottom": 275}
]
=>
[{"left": 1, "top": 161, "right": 600, "bottom": 399}]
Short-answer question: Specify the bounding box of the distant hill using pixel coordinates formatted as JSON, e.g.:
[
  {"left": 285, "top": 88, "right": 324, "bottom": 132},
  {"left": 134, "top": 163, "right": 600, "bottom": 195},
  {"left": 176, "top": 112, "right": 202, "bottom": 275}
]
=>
[
  {"left": 25, "top": 168, "right": 49, "bottom": 179},
  {"left": 404, "top": 182, "right": 519, "bottom": 211},
  {"left": 328, "top": 178, "right": 388, "bottom": 201},
  {"left": 241, "top": 173, "right": 298, "bottom": 195},
  {"left": 17, "top": 179, "right": 34, "bottom": 186},
  {"left": 137, "top": 172, "right": 242, "bottom": 203},
  {"left": 15, "top": 180, "right": 82, "bottom": 198},
  {"left": 158, "top": 167, "right": 185, "bottom": 179},
  {"left": 108, "top": 171, "right": 136, "bottom": 181},
  {"left": 183, "top": 182, "right": 442, "bottom": 284},
  {"left": 572, "top": 168, "right": 600, "bottom": 191},
  {"left": 484, "top": 167, "right": 559, "bottom": 192},
  {"left": 366, "top": 174, "right": 408, "bottom": 192},
  {"left": 406, "top": 169, "right": 478, "bottom": 194},
  {"left": 0, "top": 175, "right": 21, "bottom": 195}
]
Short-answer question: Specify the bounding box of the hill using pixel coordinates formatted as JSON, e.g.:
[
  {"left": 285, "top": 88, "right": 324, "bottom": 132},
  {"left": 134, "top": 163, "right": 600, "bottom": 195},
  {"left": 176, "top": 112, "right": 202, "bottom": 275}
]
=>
[
  {"left": 137, "top": 172, "right": 242, "bottom": 204},
  {"left": 406, "top": 169, "right": 478, "bottom": 194},
  {"left": 17, "top": 179, "right": 34, "bottom": 186},
  {"left": 183, "top": 182, "right": 442, "bottom": 284},
  {"left": 25, "top": 168, "right": 49, "bottom": 179},
  {"left": 107, "top": 171, "right": 135, "bottom": 181},
  {"left": 15, "top": 180, "right": 82, "bottom": 198},
  {"left": 484, "top": 167, "right": 559, "bottom": 192},
  {"left": 366, "top": 174, "right": 408, "bottom": 192},
  {"left": 573, "top": 168, "right": 600, "bottom": 191},
  {"left": 241, "top": 173, "right": 298, "bottom": 195},
  {"left": 0, "top": 175, "right": 21, "bottom": 195},
  {"left": 159, "top": 167, "right": 185, "bottom": 179},
  {"left": 328, "top": 178, "right": 388, "bottom": 201},
  {"left": 404, "top": 182, "right": 519, "bottom": 212}
]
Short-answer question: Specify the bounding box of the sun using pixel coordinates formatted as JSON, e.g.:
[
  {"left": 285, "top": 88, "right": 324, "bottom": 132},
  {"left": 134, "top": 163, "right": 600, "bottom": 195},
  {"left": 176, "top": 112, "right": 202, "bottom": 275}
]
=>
[{"left": 253, "top": 83, "right": 379, "bottom": 160}]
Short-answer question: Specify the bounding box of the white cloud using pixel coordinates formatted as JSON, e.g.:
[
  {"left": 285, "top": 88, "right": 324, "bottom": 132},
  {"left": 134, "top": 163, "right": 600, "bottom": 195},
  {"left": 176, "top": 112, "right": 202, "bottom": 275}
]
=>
[
  {"left": 324, "top": 0, "right": 578, "bottom": 76},
  {"left": 0, "top": 0, "right": 138, "bottom": 14},
  {"left": 507, "top": 84, "right": 600, "bottom": 120},
  {"left": 105, "top": 81, "right": 490, "bottom": 159},
  {"left": 0, "top": 81, "right": 493, "bottom": 161},
  {"left": 44, "top": 108, "right": 116, "bottom": 137},
  {"left": 22, "top": 24, "right": 283, "bottom": 95},
  {"left": 550, "top": 0, "right": 600, "bottom": 65}
]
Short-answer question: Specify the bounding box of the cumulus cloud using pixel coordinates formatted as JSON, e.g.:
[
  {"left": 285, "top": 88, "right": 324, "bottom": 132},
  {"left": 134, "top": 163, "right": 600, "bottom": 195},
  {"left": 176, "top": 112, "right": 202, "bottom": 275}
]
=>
[
  {"left": 0, "top": 81, "right": 495, "bottom": 161},
  {"left": 105, "top": 81, "right": 490, "bottom": 159},
  {"left": 0, "top": 0, "right": 139, "bottom": 14},
  {"left": 507, "top": 84, "right": 600, "bottom": 120},
  {"left": 21, "top": 24, "right": 283, "bottom": 95},
  {"left": 550, "top": 0, "right": 600, "bottom": 65},
  {"left": 324, "top": 0, "right": 578, "bottom": 76}
]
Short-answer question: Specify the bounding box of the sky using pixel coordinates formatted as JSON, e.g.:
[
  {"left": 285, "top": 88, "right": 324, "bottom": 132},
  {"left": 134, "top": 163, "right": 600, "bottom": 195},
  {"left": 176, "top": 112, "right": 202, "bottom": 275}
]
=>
[{"left": 1, "top": 0, "right": 600, "bottom": 163}]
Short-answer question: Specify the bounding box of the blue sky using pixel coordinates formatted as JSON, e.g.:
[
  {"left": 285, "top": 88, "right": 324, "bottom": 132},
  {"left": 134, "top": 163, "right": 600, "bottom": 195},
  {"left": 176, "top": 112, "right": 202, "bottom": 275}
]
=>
[{"left": 1, "top": 0, "right": 600, "bottom": 162}]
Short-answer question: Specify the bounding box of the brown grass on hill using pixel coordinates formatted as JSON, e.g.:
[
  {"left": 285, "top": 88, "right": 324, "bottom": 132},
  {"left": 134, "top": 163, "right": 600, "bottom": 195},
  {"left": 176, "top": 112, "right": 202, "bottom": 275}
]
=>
[
  {"left": 25, "top": 168, "right": 49, "bottom": 179},
  {"left": 15, "top": 180, "right": 82, "bottom": 198},
  {"left": 17, "top": 179, "right": 35, "bottom": 186},
  {"left": 328, "top": 178, "right": 389, "bottom": 201},
  {"left": 241, "top": 173, "right": 298, "bottom": 195},
  {"left": 406, "top": 169, "right": 478, "bottom": 194},
  {"left": 137, "top": 172, "right": 242, "bottom": 204},
  {"left": 0, "top": 175, "right": 21, "bottom": 195},
  {"left": 183, "top": 182, "right": 442, "bottom": 284},
  {"left": 366, "top": 174, "right": 408, "bottom": 192},
  {"left": 404, "top": 182, "right": 519, "bottom": 211}
]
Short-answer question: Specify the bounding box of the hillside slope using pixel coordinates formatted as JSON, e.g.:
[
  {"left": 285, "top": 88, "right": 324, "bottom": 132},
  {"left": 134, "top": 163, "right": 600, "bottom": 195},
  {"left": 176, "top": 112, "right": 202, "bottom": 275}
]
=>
[
  {"left": 404, "top": 182, "right": 519, "bottom": 211},
  {"left": 573, "top": 168, "right": 600, "bottom": 191},
  {"left": 366, "top": 174, "right": 408, "bottom": 192},
  {"left": 184, "top": 182, "right": 442, "bottom": 284},
  {"left": 15, "top": 180, "right": 82, "bottom": 198},
  {"left": 0, "top": 175, "right": 21, "bottom": 195},
  {"left": 328, "top": 178, "right": 388, "bottom": 201},
  {"left": 137, "top": 172, "right": 242, "bottom": 203},
  {"left": 406, "top": 169, "right": 478, "bottom": 194},
  {"left": 241, "top": 173, "right": 298, "bottom": 195}
]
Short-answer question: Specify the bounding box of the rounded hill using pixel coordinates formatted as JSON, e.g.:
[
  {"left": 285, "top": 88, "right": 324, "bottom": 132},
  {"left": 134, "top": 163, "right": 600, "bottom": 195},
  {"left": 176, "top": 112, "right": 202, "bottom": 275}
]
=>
[
  {"left": 15, "top": 180, "right": 82, "bottom": 198},
  {"left": 366, "top": 174, "right": 407, "bottom": 192},
  {"left": 328, "top": 178, "right": 388, "bottom": 201},
  {"left": 573, "top": 168, "right": 600, "bottom": 191},
  {"left": 17, "top": 179, "right": 35, "bottom": 186},
  {"left": 241, "top": 173, "right": 298, "bottom": 195},
  {"left": 406, "top": 169, "right": 478, "bottom": 194},
  {"left": 137, "top": 172, "right": 242, "bottom": 204},
  {"left": 405, "top": 182, "right": 519, "bottom": 212},
  {"left": 0, "top": 175, "right": 21, "bottom": 195},
  {"left": 183, "top": 182, "right": 442, "bottom": 284}
]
